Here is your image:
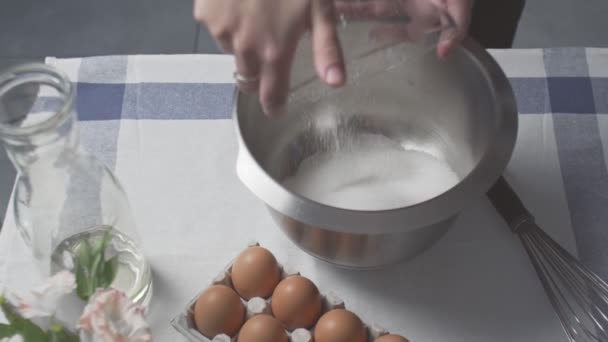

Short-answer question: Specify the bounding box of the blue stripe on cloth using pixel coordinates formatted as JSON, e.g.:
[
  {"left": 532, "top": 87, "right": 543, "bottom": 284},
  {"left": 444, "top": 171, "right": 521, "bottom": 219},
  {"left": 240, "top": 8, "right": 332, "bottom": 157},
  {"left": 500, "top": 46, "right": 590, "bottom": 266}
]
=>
[
  {"left": 121, "top": 83, "right": 235, "bottom": 120},
  {"left": 553, "top": 114, "right": 608, "bottom": 279},
  {"left": 508, "top": 78, "right": 550, "bottom": 114},
  {"left": 544, "top": 48, "right": 590, "bottom": 77},
  {"left": 36, "top": 78, "right": 597, "bottom": 118},
  {"left": 545, "top": 49, "right": 608, "bottom": 279},
  {"left": 547, "top": 77, "right": 596, "bottom": 114},
  {"left": 75, "top": 57, "right": 127, "bottom": 170},
  {"left": 591, "top": 78, "right": 608, "bottom": 114},
  {"left": 76, "top": 83, "right": 126, "bottom": 120},
  {"left": 77, "top": 56, "right": 131, "bottom": 83},
  {"left": 59, "top": 58, "right": 127, "bottom": 238},
  {"left": 78, "top": 121, "right": 123, "bottom": 173},
  {"left": 71, "top": 79, "right": 552, "bottom": 119}
]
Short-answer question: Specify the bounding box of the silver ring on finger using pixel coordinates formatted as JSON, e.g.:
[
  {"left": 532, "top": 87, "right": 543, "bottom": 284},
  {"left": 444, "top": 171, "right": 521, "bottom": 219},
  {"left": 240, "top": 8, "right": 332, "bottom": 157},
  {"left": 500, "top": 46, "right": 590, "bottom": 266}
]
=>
[{"left": 233, "top": 71, "right": 260, "bottom": 84}]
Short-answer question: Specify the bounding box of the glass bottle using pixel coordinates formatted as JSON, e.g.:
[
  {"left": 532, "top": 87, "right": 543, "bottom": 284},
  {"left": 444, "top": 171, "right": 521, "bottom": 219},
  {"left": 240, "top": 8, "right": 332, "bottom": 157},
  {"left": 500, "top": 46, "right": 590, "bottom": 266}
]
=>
[{"left": 0, "top": 64, "right": 152, "bottom": 305}]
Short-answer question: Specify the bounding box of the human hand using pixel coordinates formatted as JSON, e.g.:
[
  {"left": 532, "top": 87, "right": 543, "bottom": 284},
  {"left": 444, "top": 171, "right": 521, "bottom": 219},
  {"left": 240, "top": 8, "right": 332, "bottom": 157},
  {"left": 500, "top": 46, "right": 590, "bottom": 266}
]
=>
[
  {"left": 437, "top": 0, "right": 472, "bottom": 57},
  {"left": 334, "top": 0, "right": 472, "bottom": 58},
  {"left": 194, "top": 0, "right": 346, "bottom": 117},
  {"left": 194, "top": 0, "right": 471, "bottom": 118}
]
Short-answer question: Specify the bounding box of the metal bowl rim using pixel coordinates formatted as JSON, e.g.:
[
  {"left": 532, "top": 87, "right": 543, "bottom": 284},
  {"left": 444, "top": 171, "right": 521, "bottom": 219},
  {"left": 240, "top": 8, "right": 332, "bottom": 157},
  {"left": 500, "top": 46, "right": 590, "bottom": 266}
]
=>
[{"left": 234, "top": 38, "right": 518, "bottom": 234}]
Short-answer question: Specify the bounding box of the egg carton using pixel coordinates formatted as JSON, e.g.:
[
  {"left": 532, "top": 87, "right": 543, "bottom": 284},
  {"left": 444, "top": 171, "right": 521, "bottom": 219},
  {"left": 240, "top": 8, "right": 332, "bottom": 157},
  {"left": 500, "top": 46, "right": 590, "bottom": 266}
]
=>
[{"left": 171, "top": 242, "right": 397, "bottom": 342}]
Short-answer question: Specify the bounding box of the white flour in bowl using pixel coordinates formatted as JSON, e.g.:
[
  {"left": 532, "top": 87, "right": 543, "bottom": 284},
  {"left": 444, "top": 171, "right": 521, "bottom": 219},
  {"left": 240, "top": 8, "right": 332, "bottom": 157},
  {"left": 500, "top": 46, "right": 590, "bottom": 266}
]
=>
[{"left": 283, "top": 133, "right": 460, "bottom": 210}]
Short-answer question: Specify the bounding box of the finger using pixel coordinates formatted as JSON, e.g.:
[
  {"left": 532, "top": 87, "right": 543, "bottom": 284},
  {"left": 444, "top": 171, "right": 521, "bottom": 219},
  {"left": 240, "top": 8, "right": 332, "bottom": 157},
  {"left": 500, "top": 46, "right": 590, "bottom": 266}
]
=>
[
  {"left": 205, "top": 23, "right": 234, "bottom": 53},
  {"left": 216, "top": 35, "right": 234, "bottom": 54},
  {"left": 437, "top": 10, "right": 457, "bottom": 59},
  {"left": 436, "top": 33, "right": 456, "bottom": 59},
  {"left": 436, "top": 0, "right": 471, "bottom": 58},
  {"left": 192, "top": 0, "right": 207, "bottom": 22},
  {"left": 311, "top": 0, "right": 345, "bottom": 87},
  {"left": 446, "top": 0, "right": 473, "bottom": 33},
  {"left": 259, "top": 43, "right": 296, "bottom": 118},
  {"left": 234, "top": 38, "right": 261, "bottom": 93},
  {"left": 334, "top": 0, "right": 402, "bottom": 20},
  {"left": 337, "top": 0, "right": 429, "bottom": 44},
  {"left": 235, "top": 53, "right": 260, "bottom": 93},
  {"left": 193, "top": 0, "right": 234, "bottom": 54}
]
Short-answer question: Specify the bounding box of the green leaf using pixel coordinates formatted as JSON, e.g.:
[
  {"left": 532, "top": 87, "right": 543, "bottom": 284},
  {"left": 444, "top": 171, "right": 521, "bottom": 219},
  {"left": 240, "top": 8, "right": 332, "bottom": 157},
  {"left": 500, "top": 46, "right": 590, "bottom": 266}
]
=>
[
  {"left": 100, "top": 256, "right": 119, "bottom": 288},
  {"left": 49, "top": 323, "right": 79, "bottom": 342},
  {"left": 74, "top": 237, "right": 94, "bottom": 301},
  {"left": 74, "top": 229, "right": 117, "bottom": 301},
  {"left": 0, "top": 323, "right": 17, "bottom": 338},
  {"left": 11, "top": 318, "right": 47, "bottom": 342},
  {"left": 75, "top": 262, "right": 91, "bottom": 301},
  {"left": 89, "top": 252, "right": 103, "bottom": 291},
  {"left": 77, "top": 239, "right": 92, "bottom": 270},
  {"left": 0, "top": 300, "right": 47, "bottom": 342},
  {"left": 93, "top": 230, "right": 112, "bottom": 257},
  {"left": 18, "top": 324, "right": 48, "bottom": 342},
  {"left": 1, "top": 298, "right": 21, "bottom": 325}
]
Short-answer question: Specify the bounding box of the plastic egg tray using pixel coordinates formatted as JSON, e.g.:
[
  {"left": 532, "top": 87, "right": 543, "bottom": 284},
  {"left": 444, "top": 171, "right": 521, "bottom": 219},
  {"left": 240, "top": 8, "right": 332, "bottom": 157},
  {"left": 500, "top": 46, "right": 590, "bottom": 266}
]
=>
[{"left": 171, "top": 242, "right": 406, "bottom": 342}]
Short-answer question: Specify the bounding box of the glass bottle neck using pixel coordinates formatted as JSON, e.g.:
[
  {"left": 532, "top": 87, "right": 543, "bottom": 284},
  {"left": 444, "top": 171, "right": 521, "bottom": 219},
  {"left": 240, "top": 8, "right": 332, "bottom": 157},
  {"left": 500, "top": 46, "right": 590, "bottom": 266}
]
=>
[
  {"left": 0, "top": 64, "right": 79, "bottom": 173},
  {"left": 3, "top": 115, "right": 79, "bottom": 173}
]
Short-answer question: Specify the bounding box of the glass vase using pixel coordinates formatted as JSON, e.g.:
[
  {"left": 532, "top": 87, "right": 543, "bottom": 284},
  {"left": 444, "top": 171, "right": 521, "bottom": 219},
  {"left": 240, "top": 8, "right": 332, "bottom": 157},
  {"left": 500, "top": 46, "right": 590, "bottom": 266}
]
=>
[{"left": 0, "top": 64, "right": 152, "bottom": 305}]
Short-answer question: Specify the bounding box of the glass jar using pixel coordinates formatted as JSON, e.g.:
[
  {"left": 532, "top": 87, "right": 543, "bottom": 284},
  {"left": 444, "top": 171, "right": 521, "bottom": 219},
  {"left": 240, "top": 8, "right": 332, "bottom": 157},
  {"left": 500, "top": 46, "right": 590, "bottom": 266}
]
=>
[{"left": 0, "top": 64, "right": 152, "bottom": 305}]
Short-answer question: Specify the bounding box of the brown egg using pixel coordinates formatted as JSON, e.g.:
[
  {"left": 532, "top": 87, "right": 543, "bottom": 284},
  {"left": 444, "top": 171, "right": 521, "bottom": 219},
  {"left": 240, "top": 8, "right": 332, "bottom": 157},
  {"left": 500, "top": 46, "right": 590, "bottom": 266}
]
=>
[
  {"left": 231, "top": 246, "right": 281, "bottom": 299},
  {"left": 237, "top": 314, "right": 288, "bottom": 342},
  {"left": 194, "top": 285, "right": 245, "bottom": 337},
  {"left": 314, "top": 309, "right": 367, "bottom": 342},
  {"left": 271, "top": 276, "right": 322, "bottom": 330},
  {"left": 375, "top": 334, "right": 410, "bottom": 342}
]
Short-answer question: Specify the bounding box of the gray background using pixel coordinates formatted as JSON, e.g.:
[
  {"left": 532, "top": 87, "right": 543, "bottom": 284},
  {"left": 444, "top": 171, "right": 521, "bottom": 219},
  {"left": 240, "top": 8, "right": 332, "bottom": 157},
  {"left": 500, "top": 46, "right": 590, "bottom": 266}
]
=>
[
  {"left": 0, "top": 0, "right": 607, "bottom": 223},
  {"left": 2, "top": 0, "right": 607, "bottom": 59}
]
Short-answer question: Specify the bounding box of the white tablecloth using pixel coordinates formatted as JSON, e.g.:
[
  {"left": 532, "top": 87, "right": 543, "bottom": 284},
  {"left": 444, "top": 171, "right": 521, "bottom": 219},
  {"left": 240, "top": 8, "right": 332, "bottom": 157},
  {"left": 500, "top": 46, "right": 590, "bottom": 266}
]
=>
[{"left": 5, "top": 49, "right": 608, "bottom": 341}]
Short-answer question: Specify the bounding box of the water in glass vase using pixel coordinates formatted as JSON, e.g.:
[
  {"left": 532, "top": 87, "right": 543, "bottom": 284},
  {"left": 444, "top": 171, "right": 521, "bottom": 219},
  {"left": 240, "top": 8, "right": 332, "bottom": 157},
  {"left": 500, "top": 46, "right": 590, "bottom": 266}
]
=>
[{"left": 50, "top": 225, "right": 152, "bottom": 306}]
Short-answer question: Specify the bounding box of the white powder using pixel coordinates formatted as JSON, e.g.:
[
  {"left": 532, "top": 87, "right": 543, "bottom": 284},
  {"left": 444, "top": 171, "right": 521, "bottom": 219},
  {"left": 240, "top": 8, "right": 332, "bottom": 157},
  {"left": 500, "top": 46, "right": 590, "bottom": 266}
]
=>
[{"left": 283, "top": 133, "right": 460, "bottom": 210}]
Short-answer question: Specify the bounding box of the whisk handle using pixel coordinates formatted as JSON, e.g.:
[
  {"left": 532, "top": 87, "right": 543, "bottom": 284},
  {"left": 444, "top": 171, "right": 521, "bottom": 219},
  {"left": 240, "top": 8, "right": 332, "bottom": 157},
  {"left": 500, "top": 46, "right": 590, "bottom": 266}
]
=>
[{"left": 487, "top": 176, "right": 534, "bottom": 233}]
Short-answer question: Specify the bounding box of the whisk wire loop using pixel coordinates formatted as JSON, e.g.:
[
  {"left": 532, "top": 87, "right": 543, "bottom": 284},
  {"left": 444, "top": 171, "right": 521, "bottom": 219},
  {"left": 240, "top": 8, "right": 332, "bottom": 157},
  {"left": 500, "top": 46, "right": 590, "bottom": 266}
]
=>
[{"left": 519, "top": 223, "right": 608, "bottom": 341}]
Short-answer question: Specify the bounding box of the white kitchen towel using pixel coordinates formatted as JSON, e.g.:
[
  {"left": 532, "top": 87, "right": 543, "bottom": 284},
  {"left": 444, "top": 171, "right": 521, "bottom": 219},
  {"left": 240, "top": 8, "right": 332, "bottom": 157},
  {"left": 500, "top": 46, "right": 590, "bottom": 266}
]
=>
[{"left": 3, "top": 49, "right": 608, "bottom": 341}]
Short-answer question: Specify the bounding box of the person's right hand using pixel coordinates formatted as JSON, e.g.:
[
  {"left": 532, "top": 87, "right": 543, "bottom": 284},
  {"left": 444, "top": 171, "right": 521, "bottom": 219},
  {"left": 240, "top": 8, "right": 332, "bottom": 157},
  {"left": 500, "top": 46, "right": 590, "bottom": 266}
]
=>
[
  {"left": 194, "top": 0, "right": 346, "bottom": 117},
  {"left": 335, "top": 0, "right": 472, "bottom": 58}
]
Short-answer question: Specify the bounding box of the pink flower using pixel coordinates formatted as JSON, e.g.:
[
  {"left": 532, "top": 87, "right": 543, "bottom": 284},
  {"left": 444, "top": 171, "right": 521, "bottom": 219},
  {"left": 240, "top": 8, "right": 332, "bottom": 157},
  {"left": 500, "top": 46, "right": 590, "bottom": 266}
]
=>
[
  {"left": 9, "top": 271, "right": 76, "bottom": 319},
  {"left": 78, "top": 289, "right": 152, "bottom": 342}
]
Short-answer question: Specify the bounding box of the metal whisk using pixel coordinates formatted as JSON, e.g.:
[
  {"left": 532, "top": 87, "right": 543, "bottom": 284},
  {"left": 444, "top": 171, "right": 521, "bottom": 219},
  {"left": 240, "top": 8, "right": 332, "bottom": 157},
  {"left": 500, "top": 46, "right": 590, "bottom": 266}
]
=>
[{"left": 487, "top": 176, "right": 608, "bottom": 342}]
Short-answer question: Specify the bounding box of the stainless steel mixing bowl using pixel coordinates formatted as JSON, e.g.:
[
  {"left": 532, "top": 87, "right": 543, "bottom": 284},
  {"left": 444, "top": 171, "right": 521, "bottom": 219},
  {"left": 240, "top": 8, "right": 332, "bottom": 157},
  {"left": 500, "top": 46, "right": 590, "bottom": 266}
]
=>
[{"left": 234, "top": 18, "right": 517, "bottom": 268}]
